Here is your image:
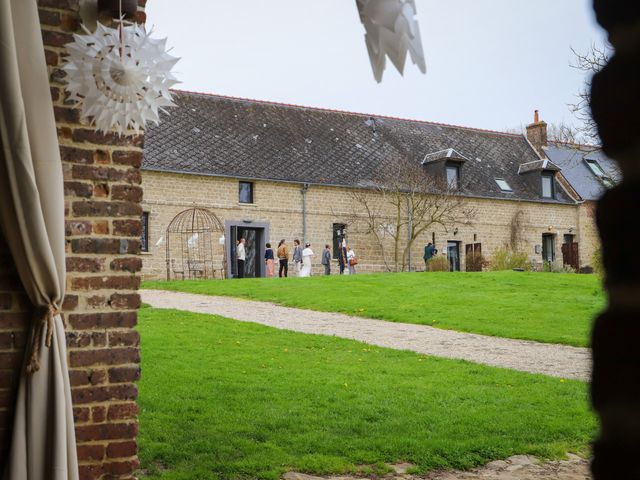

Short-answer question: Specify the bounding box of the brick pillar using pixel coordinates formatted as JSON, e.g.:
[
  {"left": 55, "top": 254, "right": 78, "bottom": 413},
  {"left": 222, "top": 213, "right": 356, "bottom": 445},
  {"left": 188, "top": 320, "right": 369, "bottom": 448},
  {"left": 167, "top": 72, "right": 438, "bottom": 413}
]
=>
[
  {"left": 589, "top": 0, "right": 640, "bottom": 478},
  {"left": 0, "top": 2, "right": 146, "bottom": 479}
]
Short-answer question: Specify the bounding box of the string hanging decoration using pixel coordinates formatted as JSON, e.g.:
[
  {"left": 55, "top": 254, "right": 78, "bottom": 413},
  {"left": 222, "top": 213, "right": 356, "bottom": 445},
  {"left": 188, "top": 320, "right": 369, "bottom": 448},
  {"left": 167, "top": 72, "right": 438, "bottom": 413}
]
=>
[
  {"left": 63, "top": 21, "right": 179, "bottom": 135},
  {"left": 355, "top": 0, "right": 427, "bottom": 82}
]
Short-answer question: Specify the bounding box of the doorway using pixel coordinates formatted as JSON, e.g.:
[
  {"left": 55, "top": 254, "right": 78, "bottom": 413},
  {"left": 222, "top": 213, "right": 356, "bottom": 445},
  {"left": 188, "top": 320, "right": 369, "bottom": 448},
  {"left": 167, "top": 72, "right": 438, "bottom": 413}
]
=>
[
  {"left": 561, "top": 234, "right": 579, "bottom": 270},
  {"left": 447, "top": 241, "right": 461, "bottom": 272},
  {"left": 226, "top": 221, "right": 270, "bottom": 278},
  {"left": 542, "top": 233, "right": 555, "bottom": 262}
]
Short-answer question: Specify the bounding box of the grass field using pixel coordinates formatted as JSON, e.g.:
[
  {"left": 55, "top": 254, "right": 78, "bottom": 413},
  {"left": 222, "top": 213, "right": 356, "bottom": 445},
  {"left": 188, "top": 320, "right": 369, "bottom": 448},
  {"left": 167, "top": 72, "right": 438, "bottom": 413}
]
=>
[
  {"left": 138, "top": 307, "right": 596, "bottom": 480},
  {"left": 143, "top": 271, "right": 604, "bottom": 347}
]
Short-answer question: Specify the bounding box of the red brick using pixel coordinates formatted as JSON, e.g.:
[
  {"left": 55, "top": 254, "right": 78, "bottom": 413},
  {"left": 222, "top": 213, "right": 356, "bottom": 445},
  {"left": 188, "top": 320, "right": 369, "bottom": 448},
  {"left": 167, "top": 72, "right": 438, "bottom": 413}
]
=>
[
  {"left": 62, "top": 294, "right": 79, "bottom": 311},
  {"left": 41, "top": 29, "right": 72, "bottom": 47},
  {"left": 86, "top": 295, "right": 108, "bottom": 308},
  {"left": 94, "top": 150, "right": 111, "bottom": 164},
  {"left": 68, "top": 369, "right": 107, "bottom": 387},
  {"left": 60, "top": 13, "right": 79, "bottom": 32},
  {"left": 112, "top": 219, "right": 142, "bottom": 237},
  {"left": 64, "top": 181, "right": 93, "bottom": 198},
  {"left": 72, "top": 201, "right": 142, "bottom": 218},
  {"left": 72, "top": 384, "right": 138, "bottom": 405},
  {"left": 54, "top": 106, "right": 81, "bottom": 124},
  {"left": 68, "top": 312, "right": 137, "bottom": 330},
  {"left": 92, "top": 332, "right": 107, "bottom": 347},
  {"left": 108, "top": 330, "right": 140, "bottom": 347},
  {"left": 111, "top": 185, "right": 143, "bottom": 203},
  {"left": 70, "top": 347, "right": 140, "bottom": 367},
  {"left": 38, "top": 9, "right": 61, "bottom": 26},
  {"left": 109, "top": 293, "right": 141, "bottom": 310},
  {"left": 92, "top": 406, "right": 106, "bottom": 423},
  {"left": 73, "top": 406, "right": 90, "bottom": 423},
  {"left": 66, "top": 256, "right": 105, "bottom": 272},
  {"left": 66, "top": 331, "right": 92, "bottom": 349},
  {"left": 112, "top": 151, "right": 143, "bottom": 168},
  {"left": 59, "top": 146, "right": 95, "bottom": 165},
  {"left": 75, "top": 422, "right": 138, "bottom": 442},
  {"left": 72, "top": 129, "right": 144, "bottom": 148},
  {"left": 65, "top": 220, "right": 92, "bottom": 236},
  {"left": 76, "top": 444, "right": 105, "bottom": 462},
  {"left": 106, "top": 440, "right": 137, "bottom": 458},
  {"left": 70, "top": 275, "right": 140, "bottom": 291},
  {"left": 110, "top": 257, "right": 142, "bottom": 273},
  {"left": 50, "top": 86, "right": 60, "bottom": 102},
  {"left": 102, "top": 459, "right": 139, "bottom": 475},
  {"left": 107, "top": 402, "right": 139, "bottom": 421},
  {"left": 45, "top": 49, "right": 59, "bottom": 66},
  {"left": 93, "top": 221, "right": 109, "bottom": 235},
  {"left": 94, "top": 183, "right": 110, "bottom": 198},
  {"left": 108, "top": 366, "right": 140, "bottom": 383}
]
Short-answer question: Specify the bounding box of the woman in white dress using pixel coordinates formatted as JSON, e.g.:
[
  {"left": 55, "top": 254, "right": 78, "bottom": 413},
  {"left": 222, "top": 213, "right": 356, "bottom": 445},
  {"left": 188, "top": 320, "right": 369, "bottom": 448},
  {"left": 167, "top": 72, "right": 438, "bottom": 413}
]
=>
[
  {"left": 300, "top": 243, "right": 314, "bottom": 277},
  {"left": 346, "top": 246, "right": 357, "bottom": 274}
]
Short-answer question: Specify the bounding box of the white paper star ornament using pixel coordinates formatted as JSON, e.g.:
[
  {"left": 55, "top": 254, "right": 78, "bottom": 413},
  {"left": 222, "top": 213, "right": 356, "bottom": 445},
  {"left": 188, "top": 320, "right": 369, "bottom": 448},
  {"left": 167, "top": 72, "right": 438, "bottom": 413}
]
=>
[
  {"left": 63, "top": 22, "right": 179, "bottom": 135},
  {"left": 356, "top": 0, "right": 427, "bottom": 82}
]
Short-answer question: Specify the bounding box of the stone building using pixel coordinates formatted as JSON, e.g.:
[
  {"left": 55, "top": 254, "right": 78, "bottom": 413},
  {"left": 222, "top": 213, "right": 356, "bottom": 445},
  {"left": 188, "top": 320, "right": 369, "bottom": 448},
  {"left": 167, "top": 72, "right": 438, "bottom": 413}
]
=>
[{"left": 141, "top": 91, "right": 609, "bottom": 279}]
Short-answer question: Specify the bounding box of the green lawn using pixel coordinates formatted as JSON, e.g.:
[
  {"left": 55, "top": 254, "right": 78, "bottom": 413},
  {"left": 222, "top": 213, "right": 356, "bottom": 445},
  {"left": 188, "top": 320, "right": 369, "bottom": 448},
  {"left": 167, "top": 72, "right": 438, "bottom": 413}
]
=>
[
  {"left": 143, "top": 271, "right": 604, "bottom": 347},
  {"left": 138, "top": 307, "right": 596, "bottom": 480}
]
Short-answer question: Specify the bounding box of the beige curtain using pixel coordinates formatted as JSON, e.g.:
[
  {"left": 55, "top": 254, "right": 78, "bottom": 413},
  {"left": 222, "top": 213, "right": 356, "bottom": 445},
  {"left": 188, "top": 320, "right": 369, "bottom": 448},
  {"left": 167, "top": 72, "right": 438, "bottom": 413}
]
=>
[{"left": 0, "top": 0, "right": 79, "bottom": 479}]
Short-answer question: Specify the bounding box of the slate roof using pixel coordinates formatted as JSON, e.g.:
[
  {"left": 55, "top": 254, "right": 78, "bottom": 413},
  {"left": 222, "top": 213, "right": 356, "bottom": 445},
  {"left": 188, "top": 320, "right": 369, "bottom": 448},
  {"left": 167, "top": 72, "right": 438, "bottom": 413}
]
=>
[
  {"left": 143, "top": 91, "right": 574, "bottom": 204},
  {"left": 543, "top": 143, "right": 620, "bottom": 201}
]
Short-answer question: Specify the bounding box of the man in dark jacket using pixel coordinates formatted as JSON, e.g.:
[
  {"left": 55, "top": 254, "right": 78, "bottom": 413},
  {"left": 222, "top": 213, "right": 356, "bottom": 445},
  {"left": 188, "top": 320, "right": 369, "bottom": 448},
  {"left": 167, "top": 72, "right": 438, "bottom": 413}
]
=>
[
  {"left": 321, "top": 244, "right": 331, "bottom": 275},
  {"left": 423, "top": 242, "right": 435, "bottom": 270}
]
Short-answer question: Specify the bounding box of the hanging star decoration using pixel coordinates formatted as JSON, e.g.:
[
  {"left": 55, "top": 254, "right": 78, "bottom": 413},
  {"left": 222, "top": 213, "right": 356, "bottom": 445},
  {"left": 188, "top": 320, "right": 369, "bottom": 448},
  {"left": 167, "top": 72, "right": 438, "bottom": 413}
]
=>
[
  {"left": 355, "top": 0, "right": 427, "bottom": 82},
  {"left": 63, "top": 22, "right": 179, "bottom": 135}
]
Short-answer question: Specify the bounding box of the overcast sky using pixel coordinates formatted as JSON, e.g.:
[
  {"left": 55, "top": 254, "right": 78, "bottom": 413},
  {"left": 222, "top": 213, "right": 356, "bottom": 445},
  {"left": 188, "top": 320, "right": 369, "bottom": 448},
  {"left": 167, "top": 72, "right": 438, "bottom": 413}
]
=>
[{"left": 146, "top": 0, "right": 606, "bottom": 134}]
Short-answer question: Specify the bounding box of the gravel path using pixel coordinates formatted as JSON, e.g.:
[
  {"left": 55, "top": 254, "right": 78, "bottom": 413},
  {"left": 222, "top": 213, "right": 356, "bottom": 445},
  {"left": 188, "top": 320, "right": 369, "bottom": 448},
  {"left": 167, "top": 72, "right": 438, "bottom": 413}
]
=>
[{"left": 141, "top": 290, "right": 591, "bottom": 381}]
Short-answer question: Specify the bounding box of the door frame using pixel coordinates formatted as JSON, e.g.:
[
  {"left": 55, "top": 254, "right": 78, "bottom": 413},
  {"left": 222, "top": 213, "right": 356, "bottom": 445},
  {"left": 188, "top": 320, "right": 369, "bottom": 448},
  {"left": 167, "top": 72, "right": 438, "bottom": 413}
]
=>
[
  {"left": 225, "top": 220, "right": 270, "bottom": 278},
  {"left": 447, "top": 240, "right": 461, "bottom": 272}
]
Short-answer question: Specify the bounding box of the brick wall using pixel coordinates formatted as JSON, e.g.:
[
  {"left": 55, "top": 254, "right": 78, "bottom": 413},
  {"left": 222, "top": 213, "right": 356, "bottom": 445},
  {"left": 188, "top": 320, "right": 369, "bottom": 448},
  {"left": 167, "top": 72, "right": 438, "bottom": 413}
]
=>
[
  {"left": 140, "top": 170, "right": 598, "bottom": 278},
  {"left": 0, "top": 2, "right": 145, "bottom": 478}
]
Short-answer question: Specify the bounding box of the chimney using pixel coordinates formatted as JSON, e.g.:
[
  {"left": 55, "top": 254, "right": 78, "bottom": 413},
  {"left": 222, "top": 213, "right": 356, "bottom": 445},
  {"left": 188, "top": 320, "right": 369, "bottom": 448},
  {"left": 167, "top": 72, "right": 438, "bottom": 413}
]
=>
[{"left": 526, "top": 110, "right": 548, "bottom": 158}]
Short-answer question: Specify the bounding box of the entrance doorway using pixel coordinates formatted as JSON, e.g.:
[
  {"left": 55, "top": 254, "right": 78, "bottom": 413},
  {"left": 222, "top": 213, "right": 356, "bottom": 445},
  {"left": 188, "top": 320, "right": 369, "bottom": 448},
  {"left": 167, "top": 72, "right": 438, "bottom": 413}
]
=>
[
  {"left": 447, "top": 241, "right": 461, "bottom": 271},
  {"left": 226, "top": 221, "right": 270, "bottom": 278},
  {"left": 542, "top": 233, "right": 555, "bottom": 263},
  {"left": 561, "top": 234, "right": 579, "bottom": 271}
]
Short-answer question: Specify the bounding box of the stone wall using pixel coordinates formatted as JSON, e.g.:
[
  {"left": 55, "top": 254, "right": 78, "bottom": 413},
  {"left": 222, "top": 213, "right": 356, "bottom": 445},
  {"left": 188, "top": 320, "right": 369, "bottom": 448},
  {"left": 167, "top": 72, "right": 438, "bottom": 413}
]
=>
[
  {"left": 141, "top": 170, "right": 597, "bottom": 279},
  {"left": 0, "top": 2, "right": 145, "bottom": 478}
]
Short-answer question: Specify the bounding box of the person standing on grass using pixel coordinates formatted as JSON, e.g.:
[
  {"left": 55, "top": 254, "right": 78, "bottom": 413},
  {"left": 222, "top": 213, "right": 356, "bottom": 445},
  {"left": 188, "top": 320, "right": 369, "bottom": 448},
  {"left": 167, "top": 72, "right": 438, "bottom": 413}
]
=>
[
  {"left": 293, "top": 239, "right": 303, "bottom": 276},
  {"left": 423, "top": 242, "right": 435, "bottom": 270},
  {"left": 277, "top": 239, "right": 289, "bottom": 277},
  {"left": 236, "top": 238, "right": 246, "bottom": 278},
  {"left": 347, "top": 246, "right": 357, "bottom": 274},
  {"left": 300, "top": 243, "right": 314, "bottom": 277},
  {"left": 338, "top": 240, "right": 348, "bottom": 275},
  {"left": 264, "top": 242, "right": 275, "bottom": 278},
  {"left": 321, "top": 244, "right": 331, "bottom": 275}
]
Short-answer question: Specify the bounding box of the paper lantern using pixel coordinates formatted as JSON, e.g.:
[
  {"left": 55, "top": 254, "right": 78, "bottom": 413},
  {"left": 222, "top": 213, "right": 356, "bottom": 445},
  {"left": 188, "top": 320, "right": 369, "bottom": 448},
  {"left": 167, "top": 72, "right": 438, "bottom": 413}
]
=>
[
  {"left": 356, "top": 0, "right": 427, "bottom": 82},
  {"left": 63, "top": 22, "right": 179, "bottom": 135}
]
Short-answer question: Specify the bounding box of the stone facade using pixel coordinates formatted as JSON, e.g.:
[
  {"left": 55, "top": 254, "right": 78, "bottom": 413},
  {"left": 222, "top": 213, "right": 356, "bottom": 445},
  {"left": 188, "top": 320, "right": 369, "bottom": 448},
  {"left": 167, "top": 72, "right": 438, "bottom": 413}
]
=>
[
  {"left": 141, "top": 170, "right": 597, "bottom": 279},
  {"left": 0, "top": 2, "right": 145, "bottom": 479}
]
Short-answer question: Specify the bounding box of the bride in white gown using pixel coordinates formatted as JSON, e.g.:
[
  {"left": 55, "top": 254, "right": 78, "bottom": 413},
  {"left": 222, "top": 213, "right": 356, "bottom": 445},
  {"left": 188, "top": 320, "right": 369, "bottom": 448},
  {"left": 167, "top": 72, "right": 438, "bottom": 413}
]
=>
[{"left": 300, "top": 243, "right": 314, "bottom": 277}]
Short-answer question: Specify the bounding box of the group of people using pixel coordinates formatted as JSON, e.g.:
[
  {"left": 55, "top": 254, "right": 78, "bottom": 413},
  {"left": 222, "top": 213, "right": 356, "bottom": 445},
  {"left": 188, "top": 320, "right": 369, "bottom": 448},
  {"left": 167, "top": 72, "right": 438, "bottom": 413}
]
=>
[{"left": 240, "top": 238, "right": 357, "bottom": 278}]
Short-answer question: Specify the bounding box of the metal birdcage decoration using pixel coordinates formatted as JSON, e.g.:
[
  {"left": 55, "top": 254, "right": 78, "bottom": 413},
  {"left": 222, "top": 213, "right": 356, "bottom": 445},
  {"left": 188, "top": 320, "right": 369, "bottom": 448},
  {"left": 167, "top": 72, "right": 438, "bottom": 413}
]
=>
[{"left": 165, "top": 207, "right": 225, "bottom": 280}]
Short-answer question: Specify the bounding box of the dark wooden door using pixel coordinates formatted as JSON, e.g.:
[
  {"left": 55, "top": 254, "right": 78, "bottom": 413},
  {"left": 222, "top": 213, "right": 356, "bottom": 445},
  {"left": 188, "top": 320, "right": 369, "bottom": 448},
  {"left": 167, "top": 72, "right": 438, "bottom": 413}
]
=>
[
  {"left": 561, "top": 242, "right": 579, "bottom": 271},
  {"left": 465, "top": 242, "right": 482, "bottom": 271}
]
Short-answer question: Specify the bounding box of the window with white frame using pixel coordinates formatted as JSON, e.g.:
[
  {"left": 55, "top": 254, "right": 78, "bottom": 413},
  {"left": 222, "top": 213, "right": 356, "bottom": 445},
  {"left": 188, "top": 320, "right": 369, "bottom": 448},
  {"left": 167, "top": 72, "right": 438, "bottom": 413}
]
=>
[{"left": 541, "top": 174, "right": 554, "bottom": 198}]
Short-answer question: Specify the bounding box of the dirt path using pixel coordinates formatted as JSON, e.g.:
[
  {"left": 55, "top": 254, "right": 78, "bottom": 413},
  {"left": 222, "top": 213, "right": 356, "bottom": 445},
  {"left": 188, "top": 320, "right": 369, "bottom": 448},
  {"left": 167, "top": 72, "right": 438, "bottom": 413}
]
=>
[
  {"left": 141, "top": 290, "right": 591, "bottom": 380},
  {"left": 282, "top": 455, "right": 590, "bottom": 480}
]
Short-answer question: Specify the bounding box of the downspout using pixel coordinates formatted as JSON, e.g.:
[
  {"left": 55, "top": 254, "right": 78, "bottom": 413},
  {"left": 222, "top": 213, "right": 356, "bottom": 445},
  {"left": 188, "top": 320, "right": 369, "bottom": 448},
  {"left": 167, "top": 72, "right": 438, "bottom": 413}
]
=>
[
  {"left": 301, "top": 183, "right": 309, "bottom": 243},
  {"left": 407, "top": 197, "right": 413, "bottom": 271}
]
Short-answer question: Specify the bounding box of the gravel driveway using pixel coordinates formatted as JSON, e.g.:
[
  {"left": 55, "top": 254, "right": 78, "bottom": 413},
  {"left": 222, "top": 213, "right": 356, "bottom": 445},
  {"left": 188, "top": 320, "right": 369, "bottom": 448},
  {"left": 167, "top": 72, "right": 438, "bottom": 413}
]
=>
[{"left": 141, "top": 290, "right": 591, "bottom": 381}]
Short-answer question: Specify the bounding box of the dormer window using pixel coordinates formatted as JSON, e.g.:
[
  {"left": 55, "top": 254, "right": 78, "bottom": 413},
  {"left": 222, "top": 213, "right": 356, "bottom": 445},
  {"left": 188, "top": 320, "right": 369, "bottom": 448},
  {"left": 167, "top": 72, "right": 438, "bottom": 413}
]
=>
[
  {"left": 541, "top": 173, "right": 554, "bottom": 198},
  {"left": 446, "top": 163, "right": 460, "bottom": 189},
  {"left": 495, "top": 179, "right": 512, "bottom": 192}
]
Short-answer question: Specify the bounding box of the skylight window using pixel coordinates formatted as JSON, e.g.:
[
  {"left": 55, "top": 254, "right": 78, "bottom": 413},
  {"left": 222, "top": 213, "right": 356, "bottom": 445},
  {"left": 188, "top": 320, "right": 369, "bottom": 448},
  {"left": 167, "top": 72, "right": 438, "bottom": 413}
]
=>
[
  {"left": 586, "top": 159, "right": 606, "bottom": 178},
  {"left": 495, "top": 179, "right": 512, "bottom": 192}
]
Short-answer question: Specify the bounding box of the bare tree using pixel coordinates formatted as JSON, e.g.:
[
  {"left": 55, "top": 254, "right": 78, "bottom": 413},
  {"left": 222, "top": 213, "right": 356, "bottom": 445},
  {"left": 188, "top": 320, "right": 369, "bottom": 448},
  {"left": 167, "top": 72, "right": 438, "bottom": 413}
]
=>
[
  {"left": 345, "top": 158, "right": 476, "bottom": 272},
  {"left": 570, "top": 43, "right": 612, "bottom": 144}
]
